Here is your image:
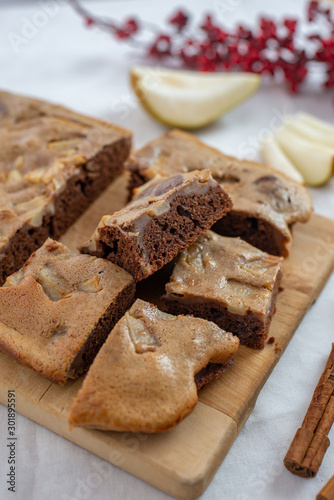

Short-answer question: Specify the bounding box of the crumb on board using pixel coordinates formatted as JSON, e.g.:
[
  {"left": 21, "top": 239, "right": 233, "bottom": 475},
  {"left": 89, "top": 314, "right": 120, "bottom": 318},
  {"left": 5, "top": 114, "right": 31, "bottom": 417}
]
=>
[
  {"left": 274, "top": 341, "right": 282, "bottom": 354},
  {"left": 267, "top": 337, "right": 275, "bottom": 344}
]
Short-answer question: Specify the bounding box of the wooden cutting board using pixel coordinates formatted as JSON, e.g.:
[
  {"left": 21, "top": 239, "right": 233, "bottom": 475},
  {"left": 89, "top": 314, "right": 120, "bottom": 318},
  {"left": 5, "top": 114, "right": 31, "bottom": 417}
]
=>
[{"left": 0, "top": 174, "right": 334, "bottom": 500}]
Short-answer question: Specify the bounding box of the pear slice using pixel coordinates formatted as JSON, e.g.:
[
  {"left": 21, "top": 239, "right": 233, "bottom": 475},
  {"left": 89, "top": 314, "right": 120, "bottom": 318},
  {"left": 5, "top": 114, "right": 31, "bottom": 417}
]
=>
[
  {"left": 286, "top": 113, "right": 334, "bottom": 149},
  {"left": 130, "top": 66, "right": 261, "bottom": 129},
  {"left": 259, "top": 134, "right": 304, "bottom": 184},
  {"left": 275, "top": 124, "right": 334, "bottom": 186}
]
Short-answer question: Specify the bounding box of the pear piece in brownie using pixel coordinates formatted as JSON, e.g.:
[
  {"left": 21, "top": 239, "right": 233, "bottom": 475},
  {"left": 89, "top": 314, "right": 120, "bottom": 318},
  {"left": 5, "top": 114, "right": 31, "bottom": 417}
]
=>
[
  {"left": 0, "top": 90, "right": 131, "bottom": 285},
  {"left": 126, "top": 129, "right": 312, "bottom": 257},
  {"left": 80, "top": 169, "right": 232, "bottom": 282},
  {"left": 69, "top": 299, "right": 239, "bottom": 433},
  {"left": 0, "top": 238, "right": 135, "bottom": 384},
  {"left": 163, "top": 231, "right": 282, "bottom": 349}
]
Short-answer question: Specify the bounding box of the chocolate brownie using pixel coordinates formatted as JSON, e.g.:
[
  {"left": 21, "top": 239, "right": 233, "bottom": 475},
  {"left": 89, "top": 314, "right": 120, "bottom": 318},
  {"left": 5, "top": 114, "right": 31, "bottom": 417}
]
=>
[
  {"left": 68, "top": 299, "right": 239, "bottom": 432},
  {"left": 80, "top": 170, "right": 232, "bottom": 282},
  {"left": 0, "top": 90, "right": 132, "bottom": 285},
  {"left": 126, "top": 129, "right": 312, "bottom": 257},
  {"left": 163, "top": 231, "right": 282, "bottom": 349},
  {"left": 0, "top": 239, "right": 135, "bottom": 384}
]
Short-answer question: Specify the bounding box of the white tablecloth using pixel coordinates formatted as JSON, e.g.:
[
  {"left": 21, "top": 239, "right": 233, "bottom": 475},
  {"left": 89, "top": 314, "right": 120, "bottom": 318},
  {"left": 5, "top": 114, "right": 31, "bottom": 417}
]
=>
[{"left": 1, "top": 1, "right": 334, "bottom": 499}]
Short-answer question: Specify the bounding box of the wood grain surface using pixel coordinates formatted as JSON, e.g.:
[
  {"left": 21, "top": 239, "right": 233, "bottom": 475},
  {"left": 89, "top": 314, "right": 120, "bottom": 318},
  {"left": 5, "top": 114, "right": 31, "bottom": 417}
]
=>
[{"left": 0, "top": 174, "right": 334, "bottom": 500}]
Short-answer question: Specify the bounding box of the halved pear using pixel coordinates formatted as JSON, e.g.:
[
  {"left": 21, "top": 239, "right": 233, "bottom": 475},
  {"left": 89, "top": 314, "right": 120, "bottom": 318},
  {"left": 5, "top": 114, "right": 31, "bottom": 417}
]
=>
[
  {"left": 275, "top": 123, "right": 334, "bottom": 186},
  {"left": 286, "top": 113, "right": 334, "bottom": 149},
  {"left": 259, "top": 134, "right": 304, "bottom": 184},
  {"left": 130, "top": 66, "right": 261, "bottom": 129}
]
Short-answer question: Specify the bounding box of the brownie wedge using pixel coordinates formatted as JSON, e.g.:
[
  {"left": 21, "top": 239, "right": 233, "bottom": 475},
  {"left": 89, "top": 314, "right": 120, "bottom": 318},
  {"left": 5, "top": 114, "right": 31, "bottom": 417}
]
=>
[
  {"left": 0, "top": 239, "right": 135, "bottom": 384},
  {"left": 164, "top": 231, "right": 282, "bottom": 349},
  {"left": 69, "top": 299, "right": 239, "bottom": 433},
  {"left": 80, "top": 170, "right": 232, "bottom": 281},
  {"left": 0, "top": 90, "right": 131, "bottom": 285},
  {"left": 126, "top": 129, "right": 312, "bottom": 257}
]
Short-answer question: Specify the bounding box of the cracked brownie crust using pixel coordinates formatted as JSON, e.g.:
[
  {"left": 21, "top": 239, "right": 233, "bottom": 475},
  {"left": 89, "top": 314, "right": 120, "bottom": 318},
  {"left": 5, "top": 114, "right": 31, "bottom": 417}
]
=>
[
  {"left": 164, "top": 231, "right": 282, "bottom": 349},
  {"left": 126, "top": 129, "right": 312, "bottom": 257},
  {"left": 0, "top": 238, "right": 135, "bottom": 384},
  {"left": 81, "top": 170, "right": 232, "bottom": 282},
  {"left": 0, "top": 90, "right": 132, "bottom": 285}
]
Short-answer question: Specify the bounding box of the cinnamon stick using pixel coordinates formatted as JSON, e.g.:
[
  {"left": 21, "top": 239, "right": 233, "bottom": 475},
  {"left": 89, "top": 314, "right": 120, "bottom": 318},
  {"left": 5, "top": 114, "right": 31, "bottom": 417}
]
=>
[
  {"left": 284, "top": 344, "right": 334, "bottom": 478},
  {"left": 317, "top": 475, "right": 334, "bottom": 500}
]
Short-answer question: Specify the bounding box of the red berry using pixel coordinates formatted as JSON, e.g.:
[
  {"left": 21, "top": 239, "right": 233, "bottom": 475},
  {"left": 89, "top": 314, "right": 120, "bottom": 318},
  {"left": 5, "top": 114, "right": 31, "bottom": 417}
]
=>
[
  {"left": 169, "top": 10, "right": 188, "bottom": 30},
  {"left": 308, "top": 1, "right": 319, "bottom": 22},
  {"left": 115, "top": 30, "right": 130, "bottom": 39},
  {"left": 85, "top": 17, "right": 95, "bottom": 27},
  {"left": 149, "top": 35, "right": 172, "bottom": 58},
  {"left": 71, "top": 0, "right": 334, "bottom": 94},
  {"left": 125, "top": 18, "right": 139, "bottom": 34},
  {"left": 284, "top": 18, "right": 297, "bottom": 32},
  {"left": 259, "top": 17, "right": 277, "bottom": 39}
]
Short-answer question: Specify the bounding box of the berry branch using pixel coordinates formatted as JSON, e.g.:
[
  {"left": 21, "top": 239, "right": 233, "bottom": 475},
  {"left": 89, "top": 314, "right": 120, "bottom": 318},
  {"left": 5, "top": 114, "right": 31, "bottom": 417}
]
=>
[{"left": 69, "top": 0, "right": 334, "bottom": 93}]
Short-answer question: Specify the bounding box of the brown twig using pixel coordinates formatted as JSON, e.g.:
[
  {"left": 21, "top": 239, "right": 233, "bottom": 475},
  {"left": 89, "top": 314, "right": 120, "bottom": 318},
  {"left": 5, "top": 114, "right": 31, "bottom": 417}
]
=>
[{"left": 284, "top": 344, "right": 334, "bottom": 478}]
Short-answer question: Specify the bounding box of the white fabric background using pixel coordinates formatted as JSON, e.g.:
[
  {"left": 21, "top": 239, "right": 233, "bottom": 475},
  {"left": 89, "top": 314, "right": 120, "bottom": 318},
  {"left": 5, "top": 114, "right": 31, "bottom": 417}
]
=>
[{"left": 0, "top": 1, "right": 334, "bottom": 499}]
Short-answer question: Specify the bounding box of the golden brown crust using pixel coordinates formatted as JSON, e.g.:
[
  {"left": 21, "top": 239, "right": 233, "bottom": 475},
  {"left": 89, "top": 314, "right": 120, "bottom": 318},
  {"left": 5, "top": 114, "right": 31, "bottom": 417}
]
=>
[
  {"left": 0, "top": 90, "right": 131, "bottom": 246},
  {"left": 0, "top": 90, "right": 132, "bottom": 283},
  {"left": 69, "top": 299, "right": 239, "bottom": 432},
  {"left": 0, "top": 238, "right": 135, "bottom": 384},
  {"left": 165, "top": 231, "right": 282, "bottom": 317},
  {"left": 0, "top": 89, "right": 131, "bottom": 134},
  {"left": 164, "top": 231, "right": 282, "bottom": 349}
]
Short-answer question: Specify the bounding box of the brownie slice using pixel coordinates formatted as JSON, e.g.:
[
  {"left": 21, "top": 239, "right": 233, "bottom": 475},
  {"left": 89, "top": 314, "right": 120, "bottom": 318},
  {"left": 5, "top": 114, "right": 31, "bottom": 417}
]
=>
[
  {"left": 0, "top": 90, "right": 132, "bottom": 285},
  {"left": 68, "top": 299, "right": 239, "bottom": 433},
  {"left": 163, "top": 231, "right": 282, "bottom": 349},
  {"left": 0, "top": 238, "right": 135, "bottom": 384},
  {"left": 80, "top": 170, "right": 232, "bottom": 282},
  {"left": 126, "top": 129, "right": 312, "bottom": 257}
]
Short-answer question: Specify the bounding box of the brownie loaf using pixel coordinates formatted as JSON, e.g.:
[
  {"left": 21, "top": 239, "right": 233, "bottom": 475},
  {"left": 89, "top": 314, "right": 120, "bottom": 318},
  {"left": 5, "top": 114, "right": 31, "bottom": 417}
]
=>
[
  {"left": 0, "top": 90, "right": 132, "bottom": 285},
  {"left": 164, "top": 231, "right": 282, "bottom": 349},
  {"left": 81, "top": 169, "right": 232, "bottom": 281},
  {"left": 0, "top": 239, "right": 135, "bottom": 384},
  {"left": 69, "top": 299, "right": 239, "bottom": 432},
  {"left": 126, "top": 129, "right": 312, "bottom": 257}
]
